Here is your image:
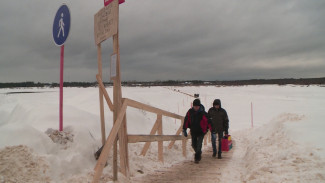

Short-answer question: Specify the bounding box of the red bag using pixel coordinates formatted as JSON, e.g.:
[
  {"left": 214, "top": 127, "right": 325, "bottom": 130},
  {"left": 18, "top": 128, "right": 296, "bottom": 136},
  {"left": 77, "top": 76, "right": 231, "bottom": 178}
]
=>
[{"left": 221, "top": 135, "right": 232, "bottom": 152}]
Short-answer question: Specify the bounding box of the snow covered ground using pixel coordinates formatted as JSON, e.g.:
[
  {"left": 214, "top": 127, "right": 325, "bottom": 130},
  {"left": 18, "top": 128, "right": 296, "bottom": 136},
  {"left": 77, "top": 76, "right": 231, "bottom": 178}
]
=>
[{"left": 0, "top": 85, "right": 325, "bottom": 182}]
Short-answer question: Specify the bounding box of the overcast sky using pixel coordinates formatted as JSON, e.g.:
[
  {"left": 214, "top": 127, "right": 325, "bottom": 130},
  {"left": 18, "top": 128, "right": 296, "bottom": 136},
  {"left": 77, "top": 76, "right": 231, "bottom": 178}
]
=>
[{"left": 1, "top": 0, "right": 324, "bottom": 82}]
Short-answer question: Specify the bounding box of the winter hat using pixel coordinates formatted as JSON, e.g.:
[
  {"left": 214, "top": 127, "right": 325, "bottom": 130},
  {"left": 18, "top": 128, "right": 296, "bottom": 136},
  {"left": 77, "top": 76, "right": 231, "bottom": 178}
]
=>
[
  {"left": 193, "top": 99, "right": 201, "bottom": 106},
  {"left": 213, "top": 99, "right": 221, "bottom": 106}
]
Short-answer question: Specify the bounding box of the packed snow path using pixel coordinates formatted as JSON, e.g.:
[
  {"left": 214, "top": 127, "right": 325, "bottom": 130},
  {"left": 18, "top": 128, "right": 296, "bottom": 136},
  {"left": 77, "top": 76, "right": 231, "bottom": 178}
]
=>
[{"left": 131, "top": 144, "right": 235, "bottom": 183}]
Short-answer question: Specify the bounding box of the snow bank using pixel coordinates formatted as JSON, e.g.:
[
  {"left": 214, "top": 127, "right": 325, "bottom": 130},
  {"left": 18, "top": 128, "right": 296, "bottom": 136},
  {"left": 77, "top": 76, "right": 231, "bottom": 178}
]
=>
[
  {"left": 221, "top": 113, "right": 325, "bottom": 182},
  {"left": 0, "top": 145, "right": 50, "bottom": 182}
]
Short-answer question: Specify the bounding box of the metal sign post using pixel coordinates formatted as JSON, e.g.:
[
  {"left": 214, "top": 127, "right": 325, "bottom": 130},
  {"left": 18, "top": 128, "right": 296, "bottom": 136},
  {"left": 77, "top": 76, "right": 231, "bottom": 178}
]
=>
[{"left": 52, "top": 4, "right": 71, "bottom": 131}]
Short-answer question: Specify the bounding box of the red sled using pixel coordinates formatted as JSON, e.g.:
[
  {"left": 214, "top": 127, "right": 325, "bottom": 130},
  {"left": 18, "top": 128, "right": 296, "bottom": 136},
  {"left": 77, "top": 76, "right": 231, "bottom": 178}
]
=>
[{"left": 221, "top": 135, "right": 232, "bottom": 152}]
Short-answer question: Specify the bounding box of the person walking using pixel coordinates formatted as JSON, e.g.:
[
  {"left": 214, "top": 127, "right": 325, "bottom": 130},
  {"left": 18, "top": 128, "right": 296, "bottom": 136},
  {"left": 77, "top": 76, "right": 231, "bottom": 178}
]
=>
[
  {"left": 208, "top": 99, "right": 229, "bottom": 159},
  {"left": 183, "top": 99, "right": 211, "bottom": 163}
]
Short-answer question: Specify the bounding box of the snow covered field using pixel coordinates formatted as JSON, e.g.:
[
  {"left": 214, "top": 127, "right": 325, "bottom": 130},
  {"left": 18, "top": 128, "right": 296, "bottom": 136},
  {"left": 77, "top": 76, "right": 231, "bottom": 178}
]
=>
[{"left": 0, "top": 85, "right": 325, "bottom": 182}]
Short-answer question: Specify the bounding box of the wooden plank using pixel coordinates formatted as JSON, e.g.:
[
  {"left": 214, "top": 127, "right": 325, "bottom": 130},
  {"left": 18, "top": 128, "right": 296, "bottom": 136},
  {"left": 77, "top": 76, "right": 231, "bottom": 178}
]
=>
[
  {"left": 140, "top": 119, "right": 159, "bottom": 156},
  {"left": 112, "top": 4, "right": 120, "bottom": 179},
  {"left": 182, "top": 138, "right": 187, "bottom": 158},
  {"left": 96, "top": 74, "right": 114, "bottom": 112},
  {"left": 157, "top": 114, "right": 163, "bottom": 163},
  {"left": 128, "top": 135, "right": 188, "bottom": 143},
  {"left": 92, "top": 101, "right": 127, "bottom": 183},
  {"left": 118, "top": 99, "right": 129, "bottom": 177},
  {"left": 182, "top": 130, "right": 189, "bottom": 158},
  {"left": 111, "top": 4, "right": 129, "bottom": 178},
  {"left": 97, "top": 44, "right": 106, "bottom": 146},
  {"left": 124, "top": 98, "right": 183, "bottom": 120}
]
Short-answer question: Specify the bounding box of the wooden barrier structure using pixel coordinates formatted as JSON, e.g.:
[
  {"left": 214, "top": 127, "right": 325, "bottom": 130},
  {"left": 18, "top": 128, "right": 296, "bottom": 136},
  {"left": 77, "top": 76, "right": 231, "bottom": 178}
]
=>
[
  {"left": 93, "top": 1, "right": 209, "bottom": 182},
  {"left": 92, "top": 75, "right": 192, "bottom": 183}
]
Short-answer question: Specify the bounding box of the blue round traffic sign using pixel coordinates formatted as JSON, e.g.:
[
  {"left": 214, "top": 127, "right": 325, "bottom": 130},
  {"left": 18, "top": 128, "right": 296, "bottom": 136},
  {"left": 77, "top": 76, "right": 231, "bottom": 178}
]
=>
[{"left": 52, "top": 4, "right": 71, "bottom": 46}]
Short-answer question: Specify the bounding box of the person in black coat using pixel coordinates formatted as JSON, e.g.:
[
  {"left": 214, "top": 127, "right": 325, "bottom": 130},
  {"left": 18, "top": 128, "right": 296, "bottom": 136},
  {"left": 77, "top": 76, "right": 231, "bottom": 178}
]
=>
[
  {"left": 208, "top": 99, "right": 229, "bottom": 159},
  {"left": 183, "top": 99, "right": 211, "bottom": 163}
]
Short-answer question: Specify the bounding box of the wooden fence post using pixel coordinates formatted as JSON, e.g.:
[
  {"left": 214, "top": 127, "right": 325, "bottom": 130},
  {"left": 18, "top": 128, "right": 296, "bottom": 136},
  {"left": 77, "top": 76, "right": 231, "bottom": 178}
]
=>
[
  {"left": 118, "top": 99, "right": 129, "bottom": 177},
  {"left": 111, "top": 2, "right": 129, "bottom": 179},
  {"left": 182, "top": 138, "right": 187, "bottom": 158},
  {"left": 157, "top": 114, "right": 163, "bottom": 163}
]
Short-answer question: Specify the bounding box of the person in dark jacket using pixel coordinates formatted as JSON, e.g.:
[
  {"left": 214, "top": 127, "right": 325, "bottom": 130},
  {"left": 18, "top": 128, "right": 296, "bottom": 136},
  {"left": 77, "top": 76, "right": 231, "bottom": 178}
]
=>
[
  {"left": 208, "top": 99, "right": 229, "bottom": 159},
  {"left": 183, "top": 99, "right": 211, "bottom": 163}
]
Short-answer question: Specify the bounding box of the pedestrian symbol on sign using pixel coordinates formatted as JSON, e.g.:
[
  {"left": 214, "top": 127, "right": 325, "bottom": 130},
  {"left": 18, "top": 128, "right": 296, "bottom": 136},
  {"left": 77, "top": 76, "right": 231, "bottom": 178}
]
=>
[
  {"left": 57, "top": 13, "right": 65, "bottom": 38},
  {"left": 52, "top": 4, "right": 70, "bottom": 46}
]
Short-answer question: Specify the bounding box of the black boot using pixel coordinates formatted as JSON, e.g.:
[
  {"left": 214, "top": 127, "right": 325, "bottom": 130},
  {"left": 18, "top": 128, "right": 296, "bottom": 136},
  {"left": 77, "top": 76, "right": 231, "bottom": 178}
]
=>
[
  {"left": 218, "top": 153, "right": 222, "bottom": 159},
  {"left": 194, "top": 153, "right": 200, "bottom": 163},
  {"left": 194, "top": 153, "right": 198, "bottom": 162},
  {"left": 212, "top": 152, "right": 216, "bottom": 158}
]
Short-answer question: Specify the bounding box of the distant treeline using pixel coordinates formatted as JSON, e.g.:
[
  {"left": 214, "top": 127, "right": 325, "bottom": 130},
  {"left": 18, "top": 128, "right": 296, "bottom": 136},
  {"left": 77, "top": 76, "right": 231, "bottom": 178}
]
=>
[
  {"left": 0, "top": 82, "right": 99, "bottom": 88},
  {"left": 1, "top": 77, "right": 325, "bottom": 88}
]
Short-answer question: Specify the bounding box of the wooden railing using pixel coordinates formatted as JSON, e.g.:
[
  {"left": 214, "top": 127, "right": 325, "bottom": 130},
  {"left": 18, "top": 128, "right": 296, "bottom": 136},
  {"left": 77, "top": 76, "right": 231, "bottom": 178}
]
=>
[{"left": 92, "top": 75, "right": 191, "bottom": 183}]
